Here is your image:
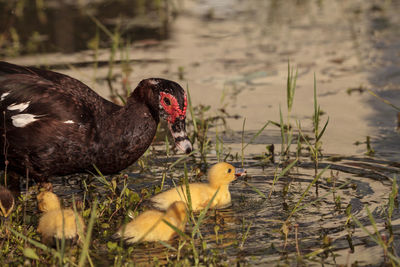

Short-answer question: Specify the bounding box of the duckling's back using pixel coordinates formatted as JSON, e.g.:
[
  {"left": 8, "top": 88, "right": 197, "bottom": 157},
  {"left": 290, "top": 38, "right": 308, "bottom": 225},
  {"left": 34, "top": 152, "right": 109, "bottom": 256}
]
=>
[
  {"left": 117, "top": 209, "right": 177, "bottom": 243},
  {"left": 151, "top": 183, "right": 223, "bottom": 211}
]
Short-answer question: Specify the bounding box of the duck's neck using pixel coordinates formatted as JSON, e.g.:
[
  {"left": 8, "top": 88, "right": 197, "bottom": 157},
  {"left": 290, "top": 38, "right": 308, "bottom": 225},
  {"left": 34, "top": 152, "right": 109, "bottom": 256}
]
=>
[{"left": 95, "top": 96, "right": 159, "bottom": 174}]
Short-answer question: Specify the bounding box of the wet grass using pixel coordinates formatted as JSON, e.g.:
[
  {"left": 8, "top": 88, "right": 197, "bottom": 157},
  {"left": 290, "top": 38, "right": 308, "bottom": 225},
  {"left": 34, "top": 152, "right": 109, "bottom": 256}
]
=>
[{"left": 0, "top": 65, "right": 399, "bottom": 266}]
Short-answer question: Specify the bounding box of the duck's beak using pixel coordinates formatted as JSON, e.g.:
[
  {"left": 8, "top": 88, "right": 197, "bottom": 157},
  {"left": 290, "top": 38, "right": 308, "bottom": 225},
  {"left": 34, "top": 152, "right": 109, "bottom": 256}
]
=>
[
  {"left": 235, "top": 168, "right": 246, "bottom": 177},
  {"left": 168, "top": 118, "right": 193, "bottom": 154}
]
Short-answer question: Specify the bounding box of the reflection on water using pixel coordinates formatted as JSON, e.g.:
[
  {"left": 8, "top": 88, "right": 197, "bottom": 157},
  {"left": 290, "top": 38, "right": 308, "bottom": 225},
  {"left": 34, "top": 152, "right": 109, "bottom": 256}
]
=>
[
  {"left": 2, "top": 0, "right": 400, "bottom": 265},
  {"left": 0, "top": 0, "right": 172, "bottom": 55},
  {"left": 52, "top": 151, "right": 400, "bottom": 265}
]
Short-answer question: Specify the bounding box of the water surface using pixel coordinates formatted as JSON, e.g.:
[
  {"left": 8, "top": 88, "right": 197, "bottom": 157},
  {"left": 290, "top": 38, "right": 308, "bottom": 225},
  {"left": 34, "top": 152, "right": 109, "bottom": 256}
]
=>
[{"left": 3, "top": 0, "right": 400, "bottom": 265}]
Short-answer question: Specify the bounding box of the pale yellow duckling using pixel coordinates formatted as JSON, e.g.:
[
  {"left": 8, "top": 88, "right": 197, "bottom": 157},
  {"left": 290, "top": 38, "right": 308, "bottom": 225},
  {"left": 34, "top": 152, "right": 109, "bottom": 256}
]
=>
[
  {"left": 151, "top": 162, "right": 245, "bottom": 211},
  {"left": 0, "top": 186, "right": 14, "bottom": 219},
  {"left": 114, "top": 201, "right": 187, "bottom": 243},
  {"left": 37, "top": 191, "right": 85, "bottom": 244}
]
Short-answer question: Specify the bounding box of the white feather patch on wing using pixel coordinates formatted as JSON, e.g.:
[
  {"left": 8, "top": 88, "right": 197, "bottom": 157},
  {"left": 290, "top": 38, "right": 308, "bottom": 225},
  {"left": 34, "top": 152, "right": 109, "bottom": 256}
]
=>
[
  {"left": 11, "top": 114, "right": 40, "bottom": 127},
  {"left": 7, "top": 101, "right": 30, "bottom": 112},
  {"left": 1, "top": 92, "right": 10, "bottom": 101},
  {"left": 63, "top": 120, "right": 75, "bottom": 124}
]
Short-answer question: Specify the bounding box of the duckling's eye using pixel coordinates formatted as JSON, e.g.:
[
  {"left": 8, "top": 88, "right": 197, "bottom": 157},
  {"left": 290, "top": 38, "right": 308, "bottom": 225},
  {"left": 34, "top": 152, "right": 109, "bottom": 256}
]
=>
[
  {"left": 227, "top": 168, "right": 232, "bottom": 173},
  {"left": 164, "top": 98, "right": 171, "bottom": 106}
]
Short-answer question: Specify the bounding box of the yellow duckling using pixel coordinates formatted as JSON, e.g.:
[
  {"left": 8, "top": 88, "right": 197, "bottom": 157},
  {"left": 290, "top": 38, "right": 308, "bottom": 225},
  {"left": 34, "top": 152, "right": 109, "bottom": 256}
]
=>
[
  {"left": 37, "top": 191, "right": 85, "bottom": 244},
  {"left": 0, "top": 186, "right": 14, "bottom": 219},
  {"left": 114, "top": 201, "right": 187, "bottom": 243},
  {"left": 151, "top": 162, "right": 245, "bottom": 211}
]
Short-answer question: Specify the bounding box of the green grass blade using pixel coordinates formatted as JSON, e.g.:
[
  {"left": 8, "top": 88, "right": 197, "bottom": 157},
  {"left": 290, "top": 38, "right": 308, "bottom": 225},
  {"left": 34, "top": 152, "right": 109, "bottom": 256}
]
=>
[
  {"left": 243, "top": 182, "right": 267, "bottom": 199},
  {"left": 316, "top": 117, "right": 329, "bottom": 142},
  {"left": 286, "top": 61, "right": 297, "bottom": 112},
  {"left": 295, "top": 180, "right": 351, "bottom": 213},
  {"left": 87, "top": 14, "right": 114, "bottom": 40},
  {"left": 351, "top": 213, "right": 400, "bottom": 265},
  {"left": 365, "top": 206, "right": 385, "bottom": 245},
  {"left": 191, "top": 188, "right": 220, "bottom": 238},
  {"left": 279, "top": 105, "right": 285, "bottom": 153},
  {"left": 269, "top": 159, "right": 298, "bottom": 198},
  {"left": 241, "top": 118, "right": 246, "bottom": 168},
  {"left": 367, "top": 89, "right": 400, "bottom": 112},
  {"left": 313, "top": 73, "right": 319, "bottom": 131},
  {"left": 240, "top": 221, "right": 252, "bottom": 249},
  {"left": 91, "top": 164, "right": 111, "bottom": 188},
  {"left": 388, "top": 176, "right": 397, "bottom": 221},
  {"left": 183, "top": 163, "right": 193, "bottom": 214},
  {"left": 243, "top": 120, "right": 270, "bottom": 150},
  {"left": 168, "top": 150, "right": 197, "bottom": 170},
  {"left": 277, "top": 158, "right": 298, "bottom": 180},
  {"left": 288, "top": 165, "right": 329, "bottom": 220},
  {"left": 8, "top": 227, "right": 78, "bottom": 266},
  {"left": 161, "top": 219, "right": 188, "bottom": 240},
  {"left": 158, "top": 240, "right": 178, "bottom": 251},
  {"left": 78, "top": 199, "right": 98, "bottom": 267},
  {"left": 186, "top": 85, "right": 197, "bottom": 136}
]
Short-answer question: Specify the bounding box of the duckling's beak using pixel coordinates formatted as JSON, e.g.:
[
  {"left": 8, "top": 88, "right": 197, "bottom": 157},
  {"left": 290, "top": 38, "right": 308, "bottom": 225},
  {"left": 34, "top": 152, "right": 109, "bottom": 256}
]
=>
[
  {"left": 168, "top": 118, "right": 193, "bottom": 154},
  {"left": 235, "top": 168, "right": 246, "bottom": 177}
]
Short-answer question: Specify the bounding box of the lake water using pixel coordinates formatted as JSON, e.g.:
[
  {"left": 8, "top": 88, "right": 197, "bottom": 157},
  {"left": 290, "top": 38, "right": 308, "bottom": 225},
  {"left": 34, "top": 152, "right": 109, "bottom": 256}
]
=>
[{"left": 3, "top": 0, "right": 400, "bottom": 265}]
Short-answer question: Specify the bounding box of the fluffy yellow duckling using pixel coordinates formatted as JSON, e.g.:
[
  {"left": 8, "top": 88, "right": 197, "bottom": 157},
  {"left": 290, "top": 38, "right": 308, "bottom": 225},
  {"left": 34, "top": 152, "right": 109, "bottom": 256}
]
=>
[
  {"left": 37, "top": 191, "right": 85, "bottom": 244},
  {"left": 114, "top": 201, "right": 187, "bottom": 243},
  {"left": 0, "top": 186, "right": 14, "bottom": 219},
  {"left": 151, "top": 162, "right": 245, "bottom": 211}
]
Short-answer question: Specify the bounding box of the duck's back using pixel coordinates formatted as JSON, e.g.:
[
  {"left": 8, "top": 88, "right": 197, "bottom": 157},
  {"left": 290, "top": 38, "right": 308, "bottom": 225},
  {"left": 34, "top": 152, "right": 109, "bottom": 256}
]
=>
[
  {"left": 0, "top": 61, "right": 120, "bottom": 179},
  {"left": 0, "top": 61, "right": 118, "bottom": 116}
]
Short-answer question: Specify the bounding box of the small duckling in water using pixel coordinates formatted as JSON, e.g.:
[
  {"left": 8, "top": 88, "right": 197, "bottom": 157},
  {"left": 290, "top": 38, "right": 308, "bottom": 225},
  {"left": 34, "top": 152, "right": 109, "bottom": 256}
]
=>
[
  {"left": 151, "top": 162, "right": 245, "bottom": 211},
  {"left": 37, "top": 191, "right": 85, "bottom": 244},
  {"left": 114, "top": 201, "right": 187, "bottom": 243},
  {"left": 0, "top": 186, "right": 14, "bottom": 219}
]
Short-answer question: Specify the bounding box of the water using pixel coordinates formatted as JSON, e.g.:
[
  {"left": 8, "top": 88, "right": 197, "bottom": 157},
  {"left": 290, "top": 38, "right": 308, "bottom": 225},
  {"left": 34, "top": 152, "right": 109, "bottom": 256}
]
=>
[
  {"left": 0, "top": 0, "right": 170, "bottom": 54},
  {"left": 2, "top": 0, "right": 400, "bottom": 265}
]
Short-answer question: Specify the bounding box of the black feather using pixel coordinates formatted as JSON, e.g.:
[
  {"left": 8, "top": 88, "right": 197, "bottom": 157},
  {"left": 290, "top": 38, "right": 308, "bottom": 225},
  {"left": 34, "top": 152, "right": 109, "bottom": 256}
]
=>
[{"left": 0, "top": 61, "right": 189, "bottom": 182}]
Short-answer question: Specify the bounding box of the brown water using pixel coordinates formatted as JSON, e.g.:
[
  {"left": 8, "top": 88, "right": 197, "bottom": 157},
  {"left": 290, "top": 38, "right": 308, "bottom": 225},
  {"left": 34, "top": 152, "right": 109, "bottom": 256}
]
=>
[{"left": 3, "top": 0, "right": 400, "bottom": 265}]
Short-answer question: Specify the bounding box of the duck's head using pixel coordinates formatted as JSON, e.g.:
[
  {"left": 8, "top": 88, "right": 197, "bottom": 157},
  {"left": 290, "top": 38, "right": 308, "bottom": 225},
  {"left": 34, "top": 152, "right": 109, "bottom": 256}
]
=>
[
  {"left": 37, "top": 191, "right": 61, "bottom": 212},
  {"left": 208, "top": 162, "right": 245, "bottom": 188},
  {"left": 166, "top": 201, "right": 187, "bottom": 223},
  {"left": 133, "top": 78, "right": 193, "bottom": 154},
  {"left": 0, "top": 186, "right": 14, "bottom": 218}
]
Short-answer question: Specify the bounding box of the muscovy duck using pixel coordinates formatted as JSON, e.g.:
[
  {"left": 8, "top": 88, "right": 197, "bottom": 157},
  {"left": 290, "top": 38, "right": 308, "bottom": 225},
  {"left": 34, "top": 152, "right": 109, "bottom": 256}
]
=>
[{"left": 0, "top": 61, "right": 192, "bottom": 182}]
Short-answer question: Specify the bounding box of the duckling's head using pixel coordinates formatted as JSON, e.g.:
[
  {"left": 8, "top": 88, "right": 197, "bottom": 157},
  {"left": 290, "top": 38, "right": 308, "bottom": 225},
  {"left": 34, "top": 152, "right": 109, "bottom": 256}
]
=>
[
  {"left": 165, "top": 201, "right": 187, "bottom": 223},
  {"left": 0, "top": 186, "right": 14, "bottom": 218},
  {"left": 37, "top": 191, "right": 61, "bottom": 212},
  {"left": 207, "top": 162, "right": 237, "bottom": 188}
]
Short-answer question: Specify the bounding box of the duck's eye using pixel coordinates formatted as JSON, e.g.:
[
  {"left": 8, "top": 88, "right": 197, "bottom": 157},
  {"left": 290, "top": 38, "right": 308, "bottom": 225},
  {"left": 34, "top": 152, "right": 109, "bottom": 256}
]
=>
[
  {"left": 227, "top": 168, "right": 232, "bottom": 173},
  {"left": 164, "top": 98, "right": 171, "bottom": 106}
]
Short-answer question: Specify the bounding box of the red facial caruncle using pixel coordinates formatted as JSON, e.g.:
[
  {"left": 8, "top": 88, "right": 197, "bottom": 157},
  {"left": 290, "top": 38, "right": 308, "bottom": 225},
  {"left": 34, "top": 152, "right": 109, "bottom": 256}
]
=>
[{"left": 160, "top": 92, "right": 187, "bottom": 124}]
